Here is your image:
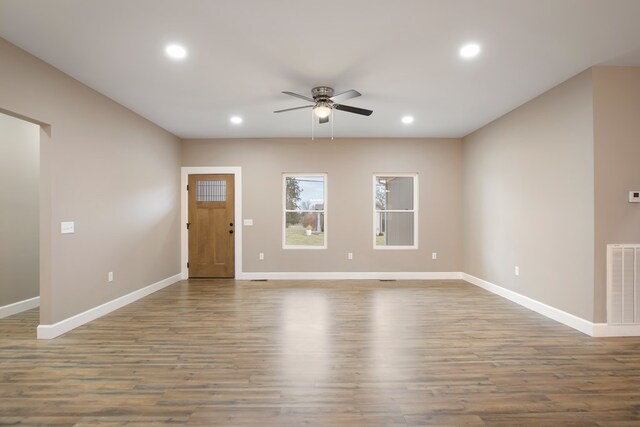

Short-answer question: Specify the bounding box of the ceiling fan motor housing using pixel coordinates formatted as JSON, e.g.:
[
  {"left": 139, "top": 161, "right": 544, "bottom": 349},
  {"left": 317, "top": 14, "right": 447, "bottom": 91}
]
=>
[{"left": 311, "top": 86, "right": 334, "bottom": 101}]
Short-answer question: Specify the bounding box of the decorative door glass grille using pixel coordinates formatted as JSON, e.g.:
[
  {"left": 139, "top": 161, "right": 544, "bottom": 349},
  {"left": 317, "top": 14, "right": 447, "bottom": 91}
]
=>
[{"left": 197, "top": 180, "right": 226, "bottom": 202}]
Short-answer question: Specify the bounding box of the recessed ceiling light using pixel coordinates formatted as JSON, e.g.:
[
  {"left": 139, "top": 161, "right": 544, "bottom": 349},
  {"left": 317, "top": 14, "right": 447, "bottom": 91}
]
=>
[
  {"left": 165, "top": 44, "right": 187, "bottom": 60},
  {"left": 459, "top": 43, "right": 481, "bottom": 59},
  {"left": 401, "top": 116, "right": 414, "bottom": 124},
  {"left": 230, "top": 116, "right": 243, "bottom": 125}
]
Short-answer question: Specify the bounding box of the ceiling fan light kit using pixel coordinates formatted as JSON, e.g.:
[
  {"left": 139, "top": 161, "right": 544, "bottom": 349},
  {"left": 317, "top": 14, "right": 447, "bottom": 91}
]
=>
[
  {"left": 313, "top": 101, "right": 332, "bottom": 119},
  {"left": 275, "top": 86, "right": 373, "bottom": 138}
]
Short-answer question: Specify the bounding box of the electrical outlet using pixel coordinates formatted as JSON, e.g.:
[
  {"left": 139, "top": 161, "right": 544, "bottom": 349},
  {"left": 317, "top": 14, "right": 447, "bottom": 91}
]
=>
[
  {"left": 348, "top": 252, "right": 353, "bottom": 260},
  {"left": 432, "top": 252, "right": 437, "bottom": 260},
  {"left": 259, "top": 253, "right": 264, "bottom": 260},
  {"left": 108, "top": 271, "right": 113, "bottom": 282},
  {"left": 515, "top": 266, "right": 519, "bottom": 276}
]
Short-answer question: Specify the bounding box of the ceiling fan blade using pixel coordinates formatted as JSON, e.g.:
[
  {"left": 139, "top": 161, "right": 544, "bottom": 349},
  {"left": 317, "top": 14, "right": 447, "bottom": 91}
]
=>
[
  {"left": 274, "top": 105, "right": 313, "bottom": 113},
  {"left": 319, "top": 116, "right": 329, "bottom": 124},
  {"left": 330, "top": 89, "right": 361, "bottom": 102},
  {"left": 282, "top": 91, "right": 315, "bottom": 103},
  {"left": 334, "top": 104, "right": 373, "bottom": 116}
]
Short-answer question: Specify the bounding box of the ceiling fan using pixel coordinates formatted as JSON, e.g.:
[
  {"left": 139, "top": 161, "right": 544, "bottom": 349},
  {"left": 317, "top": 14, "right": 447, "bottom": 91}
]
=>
[{"left": 274, "top": 86, "right": 373, "bottom": 124}]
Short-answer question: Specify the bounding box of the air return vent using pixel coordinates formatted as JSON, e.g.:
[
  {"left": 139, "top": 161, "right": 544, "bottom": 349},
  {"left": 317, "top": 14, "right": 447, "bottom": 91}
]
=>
[{"left": 607, "top": 244, "right": 640, "bottom": 324}]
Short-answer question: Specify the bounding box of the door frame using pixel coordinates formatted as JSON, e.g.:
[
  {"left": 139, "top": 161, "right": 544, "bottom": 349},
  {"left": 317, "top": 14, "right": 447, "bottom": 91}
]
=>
[
  {"left": 0, "top": 107, "right": 51, "bottom": 336},
  {"left": 181, "top": 167, "right": 243, "bottom": 280}
]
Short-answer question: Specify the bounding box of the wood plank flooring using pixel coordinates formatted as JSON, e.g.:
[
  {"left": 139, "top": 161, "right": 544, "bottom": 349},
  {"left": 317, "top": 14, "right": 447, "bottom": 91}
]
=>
[{"left": 1, "top": 279, "right": 640, "bottom": 426}]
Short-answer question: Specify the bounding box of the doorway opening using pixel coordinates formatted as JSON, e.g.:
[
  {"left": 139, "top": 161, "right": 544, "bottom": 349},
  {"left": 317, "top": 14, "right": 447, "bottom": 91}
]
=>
[{"left": 0, "top": 112, "right": 40, "bottom": 323}]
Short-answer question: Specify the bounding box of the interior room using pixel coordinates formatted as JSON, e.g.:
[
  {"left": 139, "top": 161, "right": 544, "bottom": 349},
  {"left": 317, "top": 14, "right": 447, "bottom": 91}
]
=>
[{"left": 1, "top": 1, "right": 640, "bottom": 425}]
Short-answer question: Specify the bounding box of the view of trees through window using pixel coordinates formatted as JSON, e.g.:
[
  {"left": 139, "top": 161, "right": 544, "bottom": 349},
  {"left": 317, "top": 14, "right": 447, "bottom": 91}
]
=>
[{"left": 284, "top": 175, "right": 326, "bottom": 248}]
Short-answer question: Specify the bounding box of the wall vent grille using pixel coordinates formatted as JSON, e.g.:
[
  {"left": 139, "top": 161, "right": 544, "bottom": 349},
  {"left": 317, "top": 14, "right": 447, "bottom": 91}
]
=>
[{"left": 607, "top": 244, "right": 640, "bottom": 324}]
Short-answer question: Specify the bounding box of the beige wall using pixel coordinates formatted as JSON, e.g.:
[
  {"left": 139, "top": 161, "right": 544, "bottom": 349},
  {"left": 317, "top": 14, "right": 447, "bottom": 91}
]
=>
[
  {"left": 0, "top": 112, "right": 40, "bottom": 307},
  {"left": 0, "top": 37, "right": 182, "bottom": 324},
  {"left": 463, "top": 70, "right": 595, "bottom": 321},
  {"left": 593, "top": 67, "right": 640, "bottom": 322},
  {"left": 4, "top": 28, "right": 635, "bottom": 329},
  {"left": 182, "top": 138, "right": 463, "bottom": 273}
]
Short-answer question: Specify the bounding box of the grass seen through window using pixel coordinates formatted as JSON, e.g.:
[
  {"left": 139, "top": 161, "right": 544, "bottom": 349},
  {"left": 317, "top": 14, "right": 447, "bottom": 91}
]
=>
[{"left": 285, "top": 225, "right": 324, "bottom": 246}]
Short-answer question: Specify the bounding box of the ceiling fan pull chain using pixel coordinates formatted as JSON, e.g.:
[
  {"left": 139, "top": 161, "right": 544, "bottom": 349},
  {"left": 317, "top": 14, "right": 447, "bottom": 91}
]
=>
[{"left": 331, "top": 108, "right": 334, "bottom": 140}]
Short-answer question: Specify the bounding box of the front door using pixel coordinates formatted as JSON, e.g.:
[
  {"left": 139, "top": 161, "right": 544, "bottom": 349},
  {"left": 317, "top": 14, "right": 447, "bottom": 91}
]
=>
[{"left": 188, "top": 174, "right": 235, "bottom": 278}]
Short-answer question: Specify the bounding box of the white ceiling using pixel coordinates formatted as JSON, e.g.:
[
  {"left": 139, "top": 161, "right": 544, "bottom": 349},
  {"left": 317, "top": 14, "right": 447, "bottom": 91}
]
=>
[{"left": 1, "top": 0, "right": 640, "bottom": 139}]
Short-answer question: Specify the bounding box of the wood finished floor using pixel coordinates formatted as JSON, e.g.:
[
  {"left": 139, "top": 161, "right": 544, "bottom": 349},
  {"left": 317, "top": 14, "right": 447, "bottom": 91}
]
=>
[{"left": 2, "top": 280, "right": 640, "bottom": 426}]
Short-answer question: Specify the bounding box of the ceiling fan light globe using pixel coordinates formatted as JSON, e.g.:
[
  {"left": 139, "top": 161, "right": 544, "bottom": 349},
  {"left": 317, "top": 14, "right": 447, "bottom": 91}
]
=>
[{"left": 314, "top": 104, "right": 331, "bottom": 119}]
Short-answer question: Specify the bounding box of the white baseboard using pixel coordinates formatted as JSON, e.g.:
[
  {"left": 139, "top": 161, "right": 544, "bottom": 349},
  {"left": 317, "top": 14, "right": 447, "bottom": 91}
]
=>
[
  {"left": 37, "top": 273, "right": 181, "bottom": 339},
  {"left": 462, "top": 273, "right": 640, "bottom": 337},
  {"left": 33, "top": 270, "right": 640, "bottom": 338},
  {"left": 592, "top": 323, "right": 640, "bottom": 337},
  {"left": 0, "top": 296, "right": 40, "bottom": 319},
  {"left": 461, "top": 273, "right": 595, "bottom": 336},
  {"left": 238, "top": 271, "right": 463, "bottom": 281}
]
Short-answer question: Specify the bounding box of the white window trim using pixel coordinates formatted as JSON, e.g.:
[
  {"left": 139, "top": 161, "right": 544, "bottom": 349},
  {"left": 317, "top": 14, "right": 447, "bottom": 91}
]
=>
[
  {"left": 283, "top": 173, "right": 328, "bottom": 250},
  {"left": 373, "top": 173, "right": 418, "bottom": 250}
]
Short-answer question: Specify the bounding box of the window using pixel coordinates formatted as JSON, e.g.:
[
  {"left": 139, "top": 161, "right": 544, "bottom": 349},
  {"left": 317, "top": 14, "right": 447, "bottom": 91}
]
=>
[
  {"left": 374, "top": 174, "right": 418, "bottom": 249},
  {"left": 283, "top": 174, "right": 327, "bottom": 249},
  {"left": 196, "top": 179, "right": 226, "bottom": 202}
]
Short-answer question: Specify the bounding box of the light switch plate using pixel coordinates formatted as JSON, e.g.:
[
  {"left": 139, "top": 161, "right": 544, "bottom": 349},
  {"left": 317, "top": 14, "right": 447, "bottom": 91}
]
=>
[
  {"left": 629, "top": 191, "right": 640, "bottom": 203},
  {"left": 61, "top": 221, "right": 74, "bottom": 234},
  {"left": 243, "top": 219, "right": 254, "bottom": 226}
]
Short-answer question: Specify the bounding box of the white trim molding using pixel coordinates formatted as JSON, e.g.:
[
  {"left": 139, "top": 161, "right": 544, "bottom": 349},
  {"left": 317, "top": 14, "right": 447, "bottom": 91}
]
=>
[
  {"left": 239, "top": 272, "right": 462, "bottom": 281},
  {"left": 37, "top": 274, "right": 181, "bottom": 339},
  {"left": 462, "top": 273, "right": 640, "bottom": 337},
  {"left": 462, "top": 273, "right": 593, "bottom": 335},
  {"left": 181, "top": 167, "right": 243, "bottom": 280},
  {"left": 0, "top": 296, "right": 40, "bottom": 319},
  {"left": 373, "top": 173, "right": 419, "bottom": 250},
  {"left": 592, "top": 323, "right": 640, "bottom": 337},
  {"left": 282, "top": 173, "right": 328, "bottom": 250},
  {"left": 31, "top": 270, "right": 640, "bottom": 338}
]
